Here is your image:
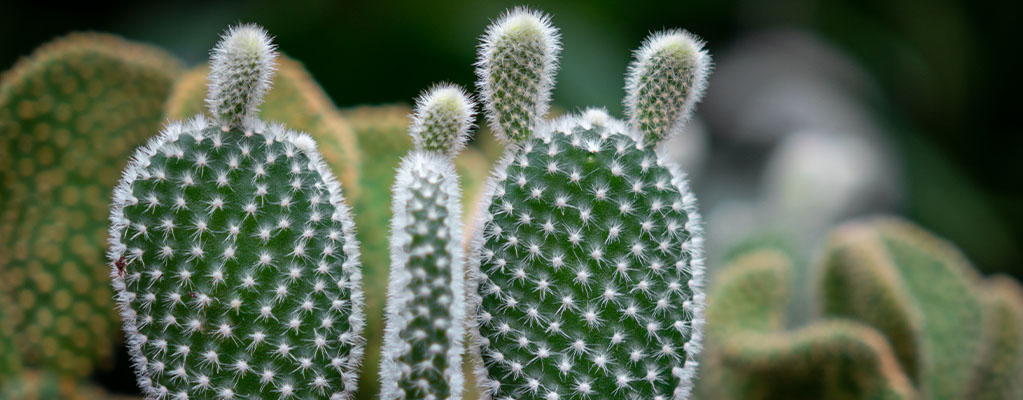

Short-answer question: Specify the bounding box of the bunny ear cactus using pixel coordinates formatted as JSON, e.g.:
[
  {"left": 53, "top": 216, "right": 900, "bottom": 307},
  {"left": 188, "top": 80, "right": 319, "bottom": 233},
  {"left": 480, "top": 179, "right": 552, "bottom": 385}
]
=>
[
  {"left": 0, "top": 33, "right": 182, "bottom": 377},
  {"left": 697, "top": 245, "right": 915, "bottom": 400},
  {"left": 380, "top": 85, "right": 475, "bottom": 400},
  {"left": 819, "top": 217, "right": 985, "bottom": 400},
  {"left": 467, "top": 8, "right": 710, "bottom": 399},
  {"left": 338, "top": 104, "right": 490, "bottom": 400},
  {"left": 107, "top": 25, "right": 364, "bottom": 399},
  {"left": 163, "top": 56, "right": 362, "bottom": 201}
]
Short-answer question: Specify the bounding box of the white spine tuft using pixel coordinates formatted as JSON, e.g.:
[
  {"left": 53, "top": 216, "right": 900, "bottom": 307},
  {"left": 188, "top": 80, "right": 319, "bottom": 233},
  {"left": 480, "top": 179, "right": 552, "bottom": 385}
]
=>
[
  {"left": 476, "top": 7, "right": 561, "bottom": 144},
  {"left": 410, "top": 84, "right": 476, "bottom": 157},
  {"left": 206, "top": 24, "right": 278, "bottom": 130},
  {"left": 624, "top": 30, "right": 711, "bottom": 147}
]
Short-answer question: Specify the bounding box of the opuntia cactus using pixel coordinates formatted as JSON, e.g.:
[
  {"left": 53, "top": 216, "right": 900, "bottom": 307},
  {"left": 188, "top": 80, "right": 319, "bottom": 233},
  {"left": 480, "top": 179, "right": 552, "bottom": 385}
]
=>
[
  {"left": 163, "top": 56, "right": 362, "bottom": 201},
  {"left": 380, "top": 85, "right": 474, "bottom": 400},
  {"left": 820, "top": 217, "right": 984, "bottom": 400},
  {"left": 0, "top": 33, "right": 182, "bottom": 377},
  {"left": 107, "top": 25, "right": 364, "bottom": 399},
  {"left": 697, "top": 245, "right": 915, "bottom": 400},
  {"left": 340, "top": 104, "right": 491, "bottom": 400},
  {"left": 965, "top": 275, "right": 1023, "bottom": 400},
  {"left": 0, "top": 370, "right": 128, "bottom": 400},
  {"left": 466, "top": 8, "right": 710, "bottom": 399}
]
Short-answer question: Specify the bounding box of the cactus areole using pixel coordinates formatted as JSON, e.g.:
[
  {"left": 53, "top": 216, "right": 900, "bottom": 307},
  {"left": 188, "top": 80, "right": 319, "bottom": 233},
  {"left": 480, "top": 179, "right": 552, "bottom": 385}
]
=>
[
  {"left": 468, "top": 8, "right": 711, "bottom": 400},
  {"left": 107, "top": 25, "right": 364, "bottom": 399}
]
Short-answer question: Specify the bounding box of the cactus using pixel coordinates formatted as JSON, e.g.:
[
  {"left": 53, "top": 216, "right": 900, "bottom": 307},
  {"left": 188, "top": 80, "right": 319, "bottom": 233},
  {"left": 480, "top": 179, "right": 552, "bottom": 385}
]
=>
[
  {"left": 0, "top": 370, "right": 132, "bottom": 400},
  {"left": 0, "top": 299, "right": 21, "bottom": 382},
  {"left": 697, "top": 246, "right": 915, "bottom": 400},
  {"left": 466, "top": 8, "right": 710, "bottom": 399},
  {"left": 964, "top": 275, "right": 1023, "bottom": 400},
  {"left": 163, "top": 56, "right": 362, "bottom": 201},
  {"left": 107, "top": 25, "right": 364, "bottom": 399},
  {"left": 339, "top": 104, "right": 490, "bottom": 399},
  {"left": 819, "top": 217, "right": 984, "bottom": 400},
  {"left": 380, "top": 85, "right": 474, "bottom": 400},
  {"left": 0, "top": 33, "right": 182, "bottom": 377}
]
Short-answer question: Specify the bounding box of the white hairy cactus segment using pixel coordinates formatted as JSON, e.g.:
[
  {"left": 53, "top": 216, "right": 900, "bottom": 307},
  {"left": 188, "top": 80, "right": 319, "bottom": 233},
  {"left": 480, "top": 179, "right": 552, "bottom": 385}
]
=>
[
  {"left": 206, "top": 24, "right": 278, "bottom": 130},
  {"left": 624, "top": 30, "right": 711, "bottom": 147},
  {"left": 410, "top": 84, "right": 476, "bottom": 157},
  {"left": 476, "top": 7, "right": 561, "bottom": 144},
  {"left": 380, "top": 152, "right": 466, "bottom": 400}
]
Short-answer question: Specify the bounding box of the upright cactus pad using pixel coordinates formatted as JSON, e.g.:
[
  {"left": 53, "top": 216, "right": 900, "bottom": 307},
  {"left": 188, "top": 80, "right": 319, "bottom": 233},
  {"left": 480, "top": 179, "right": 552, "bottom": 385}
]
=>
[
  {"left": 107, "top": 25, "right": 364, "bottom": 399},
  {"left": 380, "top": 85, "right": 475, "bottom": 400},
  {"left": 0, "top": 33, "right": 182, "bottom": 377},
  {"left": 340, "top": 104, "right": 491, "bottom": 400},
  {"left": 820, "top": 217, "right": 984, "bottom": 400},
  {"left": 698, "top": 246, "right": 915, "bottom": 400},
  {"left": 164, "top": 56, "right": 362, "bottom": 201},
  {"left": 468, "top": 9, "right": 710, "bottom": 399}
]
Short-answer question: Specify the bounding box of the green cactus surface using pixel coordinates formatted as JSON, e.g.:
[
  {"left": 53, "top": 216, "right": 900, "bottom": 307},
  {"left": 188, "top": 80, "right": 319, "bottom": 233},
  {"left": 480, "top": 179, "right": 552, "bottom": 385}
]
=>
[
  {"left": 163, "top": 56, "right": 362, "bottom": 201},
  {"left": 340, "top": 104, "right": 490, "bottom": 399},
  {"left": 467, "top": 8, "right": 710, "bottom": 399},
  {"left": 698, "top": 246, "right": 915, "bottom": 400},
  {"left": 820, "top": 217, "right": 984, "bottom": 400},
  {"left": 0, "top": 370, "right": 132, "bottom": 400},
  {"left": 107, "top": 25, "right": 364, "bottom": 399},
  {"left": 963, "top": 276, "right": 1023, "bottom": 400},
  {"left": 0, "top": 32, "right": 182, "bottom": 377}
]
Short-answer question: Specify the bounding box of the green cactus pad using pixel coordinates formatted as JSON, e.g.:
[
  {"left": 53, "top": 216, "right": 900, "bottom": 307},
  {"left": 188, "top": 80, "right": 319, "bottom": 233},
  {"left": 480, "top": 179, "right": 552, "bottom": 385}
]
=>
[
  {"left": 699, "top": 247, "right": 915, "bottom": 400},
  {"left": 109, "top": 117, "right": 364, "bottom": 399},
  {"left": 340, "top": 104, "right": 490, "bottom": 399},
  {"left": 820, "top": 217, "right": 984, "bottom": 399},
  {"left": 963, "top": 276, "right": 1023, "bottom": 400},
  {"left": 0, "top": 370, "right": 130, "bottom": 400},
  {"left": 470, "top": 113, "right": 706, "bottom": 400},
  {"left": 164, "top": 57, "right": 362, "bottom": 201},
  {"left": 0, "top": 32, "right": 182, "bottom": 377}
]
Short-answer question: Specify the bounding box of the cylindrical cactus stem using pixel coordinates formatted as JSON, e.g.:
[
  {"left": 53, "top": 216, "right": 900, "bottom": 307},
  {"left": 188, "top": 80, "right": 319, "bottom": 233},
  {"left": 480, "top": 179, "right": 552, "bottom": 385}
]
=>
[
  {"left": 381, "top": 85, "right": 475, "bottom": 400},
  {"left": 624, "top": 30, "right": 710, "bottom": 147},
  {"left": 476, "top": 7, "right": 560, "bottom": 144},
  {"left": 466, "top": 8, "right": 712, "bottom": 399},
  {"left": 107, "top": 24, "right": 364, "bottom": 399}
]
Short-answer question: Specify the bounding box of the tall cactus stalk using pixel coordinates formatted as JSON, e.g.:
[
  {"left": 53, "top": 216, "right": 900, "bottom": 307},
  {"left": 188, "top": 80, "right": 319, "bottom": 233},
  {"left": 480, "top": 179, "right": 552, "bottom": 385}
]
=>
[
  {"left": 380, "top": 85, "right": 475, "bottom": 400},
  {"left": 107, "top": 25, "right": 364, "bottom": 399},
  {"left": 466, "top": 8, "right": 711, "bottom": 399}
]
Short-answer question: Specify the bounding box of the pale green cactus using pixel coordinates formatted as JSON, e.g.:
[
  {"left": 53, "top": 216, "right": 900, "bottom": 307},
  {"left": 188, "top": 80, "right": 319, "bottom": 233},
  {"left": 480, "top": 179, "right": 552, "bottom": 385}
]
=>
[
  {"left": 107, "top": 25, "right": 364, "bottom": 399},
  {"left": 466, "top": 8, "right": 711, "bottom": 399},
  {"left": 380, "top": 85, "right": 475, "bottom": 400}
]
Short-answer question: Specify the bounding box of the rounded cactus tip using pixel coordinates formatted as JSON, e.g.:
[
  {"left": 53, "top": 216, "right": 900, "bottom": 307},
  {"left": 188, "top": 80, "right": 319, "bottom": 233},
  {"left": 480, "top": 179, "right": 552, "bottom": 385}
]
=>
[
  {"left": 625, "top": 29, "right": 711, "bottom": 147},
  {"left": 410, "top": 84, "right": 476, "bottom": 157},
  {"left": 206, "top": 23, "right": 278, "bottom": 130},
  {"left": 477, "top": 7, "right": 561, "bottom": 144}
]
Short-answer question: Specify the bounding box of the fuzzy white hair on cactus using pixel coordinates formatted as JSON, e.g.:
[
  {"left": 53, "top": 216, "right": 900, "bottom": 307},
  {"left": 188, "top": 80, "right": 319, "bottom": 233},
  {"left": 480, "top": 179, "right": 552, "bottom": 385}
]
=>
[
  {"left": 476, "top": 7, "right": 561, "bottom": 144},
  {"left": 380, "top": 85, "right": 475, "bottom": 400},
  {"left": 206, "top": 24, "right": 278, "bottom": 130}
]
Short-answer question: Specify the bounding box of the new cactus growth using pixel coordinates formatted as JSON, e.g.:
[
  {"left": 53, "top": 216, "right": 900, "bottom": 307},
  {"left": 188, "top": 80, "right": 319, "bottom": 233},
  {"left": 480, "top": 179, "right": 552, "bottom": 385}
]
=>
[
  {"left": 0, "top": 33, "right": 182, "bottom": 377},
  {"left": 107, "top": 25, "right": 364, "bottom": 399},
  {"left": 380, "top": 85, "right": 475, "bottom": 400},
  {"left": 467, "top": 8, "right": 710, "bottom": 399}
]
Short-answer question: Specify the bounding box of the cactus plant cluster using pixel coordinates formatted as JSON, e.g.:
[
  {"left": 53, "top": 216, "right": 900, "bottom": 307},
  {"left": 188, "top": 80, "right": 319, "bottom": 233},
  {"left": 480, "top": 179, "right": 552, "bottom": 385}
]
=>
[
  {"left": 699, "top": 217, "right": 1023, "bottom": 400},
  {"left": 466, "top": 9, "right": 710, "bottom": 400},
  {"left": 106, "top": 25, "right": 364, "bottom": 399},
  {"left": 0, "top": 33, "right": 182, "bottom": 379},
  {"left": 2, "top": 6, "right": 1022, "bottom": 400}
]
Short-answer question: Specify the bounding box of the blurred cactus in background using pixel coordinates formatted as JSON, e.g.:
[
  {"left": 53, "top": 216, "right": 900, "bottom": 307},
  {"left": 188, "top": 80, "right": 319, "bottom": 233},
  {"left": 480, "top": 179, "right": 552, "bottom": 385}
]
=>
[
  {"left": 0, "top": 33, "right": 182, "bottom": 379},
  {"left": 107, "top": 25, "right": 364, "bottom": 399}
]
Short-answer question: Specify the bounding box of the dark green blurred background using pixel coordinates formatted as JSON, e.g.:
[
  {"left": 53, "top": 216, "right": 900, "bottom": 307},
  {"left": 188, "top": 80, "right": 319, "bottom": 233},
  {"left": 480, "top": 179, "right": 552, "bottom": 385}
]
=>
[{"left": 1, "top": 0, "right": 1019, "bottom": 282}]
